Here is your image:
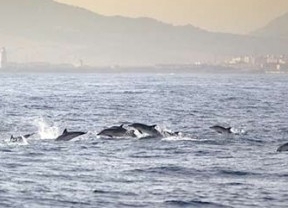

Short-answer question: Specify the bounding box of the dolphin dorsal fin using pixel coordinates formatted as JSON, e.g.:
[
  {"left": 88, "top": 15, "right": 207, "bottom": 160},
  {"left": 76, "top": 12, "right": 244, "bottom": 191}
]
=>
[
  {"left": 10, "top": 135, "right": 14, "bottom": 139},
  {"left": 150, "top": 125, "right": 157, "bottom": 128},
  {"left": 227, "top": 127, "right": 232, "bottom": 133},
  {"left": 63, "top": 129, "right": 68, "bottom": 134},
  {"left": 120, "top": 124, "right": 124, "bottom": 128}
]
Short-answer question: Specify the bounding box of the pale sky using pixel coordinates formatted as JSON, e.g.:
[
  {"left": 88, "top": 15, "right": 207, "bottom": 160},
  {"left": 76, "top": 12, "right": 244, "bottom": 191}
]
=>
[{"left": 55, "top": 0, "right": 288, "bottom": 34}]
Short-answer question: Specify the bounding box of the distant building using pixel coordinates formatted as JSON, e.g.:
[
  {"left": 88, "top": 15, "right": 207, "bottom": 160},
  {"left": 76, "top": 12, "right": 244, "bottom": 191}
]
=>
[{"left": 0, "top": 47, "right": 7, "bottom": 69}]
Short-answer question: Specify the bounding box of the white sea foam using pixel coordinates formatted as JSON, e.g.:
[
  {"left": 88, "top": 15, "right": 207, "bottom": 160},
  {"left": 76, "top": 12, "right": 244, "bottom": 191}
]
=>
[
  {"left": 231, "top": 127, "right": 247, "bottom": 135},
  {"left": 6, "top": 136, "right": 29, "bottom": 146},
  {"left": 161, "top": 136, "right": 198, "bottom": 141},
  {"left": 19, "top": 136, "right": 29, "bottom": 145},
  {"left": 34, "top": 118, "right": 60, "bottom": 140}
]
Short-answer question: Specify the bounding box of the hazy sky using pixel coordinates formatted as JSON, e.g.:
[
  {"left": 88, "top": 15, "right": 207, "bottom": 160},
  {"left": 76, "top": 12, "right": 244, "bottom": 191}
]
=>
[{"left": 56, "top": 0, "right": 288, "bottom": 34}]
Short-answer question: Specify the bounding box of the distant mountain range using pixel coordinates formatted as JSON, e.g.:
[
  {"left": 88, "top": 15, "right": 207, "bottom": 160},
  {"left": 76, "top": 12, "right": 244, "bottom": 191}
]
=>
[
  {"left": 0, "top": 0, "right": 287, "bottom": 66},
  {"left": 252, "top": 12, "right": 288, "bottom": 39}
]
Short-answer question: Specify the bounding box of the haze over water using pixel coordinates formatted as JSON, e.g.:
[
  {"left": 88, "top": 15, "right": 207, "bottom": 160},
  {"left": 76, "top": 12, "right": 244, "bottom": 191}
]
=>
[{"left": 0, "top": 73, "right": 288, "bottom": 207}]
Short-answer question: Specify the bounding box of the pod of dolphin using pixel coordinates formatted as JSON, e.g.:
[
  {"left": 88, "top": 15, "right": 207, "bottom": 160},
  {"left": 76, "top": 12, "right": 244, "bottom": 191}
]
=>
[{"left": 7, "top": 123, "right": 288, "bottom": 152}]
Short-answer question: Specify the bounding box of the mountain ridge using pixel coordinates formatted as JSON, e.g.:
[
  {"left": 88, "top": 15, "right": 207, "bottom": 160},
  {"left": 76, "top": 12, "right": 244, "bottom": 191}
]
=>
[
  {"left": 0, "top": 0, "right": 287, "bottom": 66},
  {"left": 252, "top": 12, "right": 288, "bottom": 39}
]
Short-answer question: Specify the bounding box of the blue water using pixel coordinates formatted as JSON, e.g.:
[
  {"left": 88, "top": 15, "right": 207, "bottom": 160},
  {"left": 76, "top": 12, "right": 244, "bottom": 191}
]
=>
[{"left": 1, "top": 73, "right": 288, "bottom": 207}]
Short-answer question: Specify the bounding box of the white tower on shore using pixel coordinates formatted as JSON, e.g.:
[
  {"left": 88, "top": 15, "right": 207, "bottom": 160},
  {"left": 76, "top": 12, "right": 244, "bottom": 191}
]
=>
[{"left": 0, "top": 47, "right": 7, "bottom": 69}]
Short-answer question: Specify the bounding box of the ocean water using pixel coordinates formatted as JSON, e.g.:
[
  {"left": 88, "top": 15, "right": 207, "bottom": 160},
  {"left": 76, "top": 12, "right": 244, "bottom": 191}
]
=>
[{"left": 0, "top": 73, "right": 288, "bottom": 208}]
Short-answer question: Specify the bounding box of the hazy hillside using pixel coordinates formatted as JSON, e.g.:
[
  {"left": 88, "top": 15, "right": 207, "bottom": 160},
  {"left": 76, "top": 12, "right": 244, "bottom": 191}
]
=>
[
  {"left": 0, "top": 0, "right": 287, "bottom": 66},
  {"left": 253, "top": 12, "right": 288, "bottom": 39}
]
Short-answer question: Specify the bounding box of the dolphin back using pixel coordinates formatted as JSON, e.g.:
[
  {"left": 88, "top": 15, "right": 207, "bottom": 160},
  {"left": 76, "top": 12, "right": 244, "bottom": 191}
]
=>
[
  {"left": 210, "top": 125, "right": 232, "bottom": 134},
  {"left": 227, "top": 127, "right": 232, "bottom": 133},
  {"left": 23, "top": 133, "right": 35, "bottom": 138},
  {"left": 10, "top": 133, "right": 34, "bottom": 142},
  {"left": 277, "top": 142, "right": 288, "bottom": 152},
  {"left": 55, "top": 131, "right": 86, "bottom": 141}
]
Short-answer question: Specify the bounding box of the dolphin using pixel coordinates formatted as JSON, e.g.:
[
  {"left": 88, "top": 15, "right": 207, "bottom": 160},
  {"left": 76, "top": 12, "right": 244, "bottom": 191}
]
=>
[
  {"left": 161, "top": 130, "right": 180, "bottom": 137},
  {"left": 97, "top": 124, "right": 136, "bottom": 138},
  {"left": 128, "top": 123, "right": 162, "bottom": 137},
  {"left": 10, "top": 133, "right": 34, "bottom": 142},
  {"left": 55, "top": 129, "right": 86, "bottom": 141},
  {"left": 210, "top": 125, "right": 232, "bottom": 134},
  {"left": 277, "top": 142, "right": 288, "bottom": 152}
]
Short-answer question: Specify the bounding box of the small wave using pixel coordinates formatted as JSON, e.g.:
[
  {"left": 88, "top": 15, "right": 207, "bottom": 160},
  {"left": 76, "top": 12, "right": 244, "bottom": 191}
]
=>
[
  {"left": 0, "top": 148, "right": 13, "bottom": 152},
  {"left": 165, "top": 200, "right": 230, "bottom": 208},
  {"left": 243, "top": 138, "right": 264, "bottom": 143},
  {"left": 129, "top": 165, "right": 200, "bottom": 176},
  {"left": 219, "top": 170, "right": 259, "bottom": 177},
  {"left": 224, "top": 182, "right": 244, "bottom": 186},
  {"left": 93, "top": 189, "right": 138, "bottom": 197},
  {"left": 4, "top": 162, "right": 28, "bottom": 169},
  {"left": 118, "top": 202, "right": 147, "bottom": 207},
  {"left": 129, "top": 151, "right": 165, "bottom": 158},
  {"left": 194, "top": 150, "right": 212, "bottom": 156},
  {"left": 25, "top": 152, "right": 46, "bottom": 156}
]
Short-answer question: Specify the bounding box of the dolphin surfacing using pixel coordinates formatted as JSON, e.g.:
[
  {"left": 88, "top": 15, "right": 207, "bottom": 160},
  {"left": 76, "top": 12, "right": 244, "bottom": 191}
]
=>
[
  {"left": 128, "top": 123, "right": 162, "bottom": 137},
  {"left": 97, "top": 124, "right": 136, "bottom": 138},
  {"left": 10, "top": 133, "right": 34, "bottom": 142},
  {"left": 210, "top": 125, "right": 232, "bottom": 134},
  {"left": 55, "top": 129, "right": 86, "bottom": 141},
  {"left": 277, "top": 142, "right": 288, "bottom": 152},
  {"left": 161, "top": 130, "right": 180, "bottom": 137}
]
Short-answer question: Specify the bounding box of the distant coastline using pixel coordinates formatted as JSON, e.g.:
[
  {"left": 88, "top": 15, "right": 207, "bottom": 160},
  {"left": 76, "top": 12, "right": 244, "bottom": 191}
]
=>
[{"left": 0, "top": 63, "right": 286, "bottom": 74}]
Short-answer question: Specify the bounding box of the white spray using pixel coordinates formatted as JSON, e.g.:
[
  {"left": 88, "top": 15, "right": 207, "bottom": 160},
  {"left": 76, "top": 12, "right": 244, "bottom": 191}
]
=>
[{"left": 33, "top": 118, "right": 60, "bottom": 140}]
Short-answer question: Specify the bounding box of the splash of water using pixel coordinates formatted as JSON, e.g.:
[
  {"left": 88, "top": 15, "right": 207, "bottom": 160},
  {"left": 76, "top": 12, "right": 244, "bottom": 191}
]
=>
[
  {"left": 133, "top": 129, "right": 149, "bottom": 138},
  {"left": 231, "top": 127, "right": 247, "bottom": 135},
  {"left": 5, "top": 136, "right": 29, "bottom": 146},
  {"left": 19, "top": 136, "right": 29, "bottom": 145},
  {"left": 34, "top": 118, "right": 60, "bottom": 140},
  {"left": 161, "top": 136, "right": 197, "bottom": 141},
  {"left": 158, "top": 126, "right": 197, "bottom": 141}
]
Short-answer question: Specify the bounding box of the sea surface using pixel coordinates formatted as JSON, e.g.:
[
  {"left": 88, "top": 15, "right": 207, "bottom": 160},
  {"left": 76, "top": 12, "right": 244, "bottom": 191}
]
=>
[{"left": 0, "top": 72, "right": 288, "bottom": 208}]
